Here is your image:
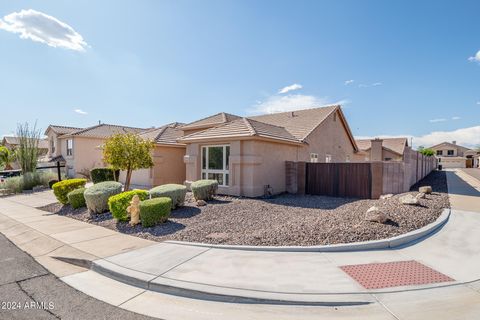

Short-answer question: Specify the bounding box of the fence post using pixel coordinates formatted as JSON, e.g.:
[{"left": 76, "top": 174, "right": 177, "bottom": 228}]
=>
[
  {"left": 57, "top": 161, "right": 62, "bottom": 181},
  {"left": 370, "top": 162, "right": 383, "bottom": 199}
]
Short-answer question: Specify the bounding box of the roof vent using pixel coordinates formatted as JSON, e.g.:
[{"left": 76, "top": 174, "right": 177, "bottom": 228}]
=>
[
  {"left": 290, "top": 111, "right": 295, "bottom": 117},
  {"left": 452, "top": 140, "right": 456, "bottom": 145}
]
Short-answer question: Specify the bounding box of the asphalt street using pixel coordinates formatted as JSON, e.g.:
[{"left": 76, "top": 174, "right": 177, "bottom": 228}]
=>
[{"left": 0, "top": 233, "right": 156, "bottom": 320}]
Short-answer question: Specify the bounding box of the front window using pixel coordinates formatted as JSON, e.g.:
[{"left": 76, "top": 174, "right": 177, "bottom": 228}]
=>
[
  {"left": 436, "top": 150, "right": 442, "bottom": 156},
  {"left": 67, "top": 139, "right": 73, "bottom": 156},
  {"left": 310, "top": 153, "right": 318, "bottom": 163},
  {"left": 447, "top": 150, "right": 454, "bottom": 156},
  {"left": 325, "top": 154, "right": 332, "bottom": 163},
  {"left": 201, "top": 145, "right": 230, "bottom": 186}
]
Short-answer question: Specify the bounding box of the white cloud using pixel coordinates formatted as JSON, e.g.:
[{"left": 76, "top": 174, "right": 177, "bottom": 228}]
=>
[
  {"left": 278, "top": 84, "right": 302, "bottom": 94},
  {"left": 452, "top": 116, "right": 461, "bottom": 120},
  {"left": 356, "top": 126, "right": 480, "bottom": 149},
  {"left": 429, "top": 118, "right": 446, "bottom": 123},
  {"left": 344, "top": 80, "right": 354, "bottom": 85},
  {"left": 468, "top": 50, "right": 480, "bottom": 62},
  {"left": 248, "top": 94, "right": 346, "bottom": 115},
  {"left": 358, "top": 82, "right": 383, "bottom": 88},
  {"left": 74, "top": 109, "right": 87, "bottom": 115},
  {"left": 477, "top": 101, "right": 480, "bottom": 105},
  {"left": 0, "top": 9, "right": 88, "bottom": 51}
]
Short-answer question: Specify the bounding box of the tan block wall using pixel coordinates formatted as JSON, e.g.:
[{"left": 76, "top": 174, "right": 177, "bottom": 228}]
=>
[{"left": 151, "top": 145, "right": 186, "bottom": 186}]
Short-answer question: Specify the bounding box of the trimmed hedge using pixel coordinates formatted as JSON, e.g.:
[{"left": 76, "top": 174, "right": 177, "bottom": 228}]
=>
[
  {"left": 52, "top": 179, "right": 87, "bottom": 204},
  {"left": 149, "top": 184, "right": 187, "bottom": 209},
  {"left": 90, "top": 167, "right": 116, "bottom": 184},
  {"left": 48, "top": 179, "right": 58, "bottom": 189},
  {"left": 191, "top": 179, "right": 218, "bottom": 201},
  {"left": 140, "top": 197, "right": 171, "bottom": 227},
  {"left": 67, "top": 188, "right": 86, "bottom": 209},
  {"left": 84, "top": 181, "right": 122, "bottom": 214},
  {"left": 108, "top": 189, "right": 149, "bottom": 221}
]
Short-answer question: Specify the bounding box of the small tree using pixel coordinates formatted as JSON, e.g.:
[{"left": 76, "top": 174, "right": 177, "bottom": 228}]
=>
[
  {"left": 419, "top": 148, "right": 435, "bottom": 157},
  {"left": 0, "top": 146, "right": 16, "bottom": 170},
  {"left": 16, "top": 122, "right": 41, "bottom": 173},
  {"left": 102, "top": 133, "right": 154, "bottom": 191}
]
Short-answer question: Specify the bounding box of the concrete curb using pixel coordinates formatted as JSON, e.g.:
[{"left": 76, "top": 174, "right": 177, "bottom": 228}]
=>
[{"left": 164, "top": 208, "right": 451, "bottom": 252}]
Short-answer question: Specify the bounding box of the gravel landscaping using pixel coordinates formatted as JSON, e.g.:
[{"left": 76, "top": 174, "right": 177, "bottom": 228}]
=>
[{"left": 37, "top": 171, "right": 449, "bottom": 246}]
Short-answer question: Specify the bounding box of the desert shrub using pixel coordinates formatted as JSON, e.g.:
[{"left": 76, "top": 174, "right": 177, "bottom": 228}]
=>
[
  {"left": 1, "top": 176, "right": 23, "bottom": 194},
  {"left": 67, "top": 188, "right": 86, "bottom": 209},
  {"left": 139, "top": 197, "right": 171, "bottom": 227},
  {"left": 48, "top": 179, "right": 58, "bottom": 189},
  {"left": 108, "top": 189, "right": 149, "bottom": 221},
  {"left": 52, "top": 179, "right": 87, "bottom": 204},
  {"left": 149, "top": 184, "right": 187, "bottom": 209},
  {"left": 84, "top": 181, "right": 122, "bottom": 214},
  {"left": 191, "top": 179, "right": 218, "bottom": 201},
  {"left": 90, "top": 167, "right": 116, "bottom": 184}
]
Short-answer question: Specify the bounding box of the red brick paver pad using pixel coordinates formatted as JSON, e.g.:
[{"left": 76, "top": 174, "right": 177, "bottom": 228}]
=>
[{"left": 339, "top": 260, "right": 454, "bottom": 289}]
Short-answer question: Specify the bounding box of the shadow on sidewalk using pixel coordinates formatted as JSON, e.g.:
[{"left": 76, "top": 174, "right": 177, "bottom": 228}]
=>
[{"left": 445, "top": 171, "right": 480, "bottom": 197}]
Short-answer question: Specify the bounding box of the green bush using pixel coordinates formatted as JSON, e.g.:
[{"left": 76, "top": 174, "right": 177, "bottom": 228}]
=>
[
  {"left": 48, "top": 179, "right": 58, "bottom": 189},
  {"left": 90, "top": 167, "right": 116, "bottom": 184},
  {"left": 149, "top": 184, "right": 187, "bottom": 209},
  {"left": 139, "top": 197, "right": 171, "bottom": 227},
  {"left": 67, "top": 188, "right": 86, "bottom": 209},
  {"left": 0, "top": 171, "right": 58, "bottom": 194},
  {"left": 108, "top": 189, "right": 149, "bottom": 221},
  {"left": 52, "top": 179, "right": 87, "bottom": 204},
  {"left": 84, "top": 181, "right": 122, "bottom": 214},
  {"left": 191, "top": 179, "right": 218, "bottom": 201}
]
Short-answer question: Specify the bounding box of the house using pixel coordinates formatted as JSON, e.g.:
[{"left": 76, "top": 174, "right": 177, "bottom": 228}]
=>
[
  {"left": 429, "top": 141, "right": 479, "bottom": 168},
  {"left": 178, "top": 105, "right": 358, "bottom": 197},
  {"left": 353, "top": 137, "right": 409, "bottom": 162},
  {"left": 1, "top": 136, "right": 49, "bottom": 155},
  {"left": 44, "top": 123, "right": 146, "bottom": 178}
]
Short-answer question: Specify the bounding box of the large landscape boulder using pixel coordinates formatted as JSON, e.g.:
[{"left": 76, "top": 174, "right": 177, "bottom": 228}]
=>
[
  {"left": 364, "top": 206, "right": 389, "bottom": 224},
  {"left": 399, "top": 194, "right": 419, "bottom": 205},
  {"left": 419, "top": 186, "right": 432, "bottom": 194},
  {"left": 416, "top": 192, "right": 426, "bottom": 199},
  {"left": 380, "top": 194, "right": 393, "bottom": 200}
]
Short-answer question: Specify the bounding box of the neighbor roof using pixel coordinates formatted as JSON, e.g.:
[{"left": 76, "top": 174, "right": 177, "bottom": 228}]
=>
[
  {"left": 179, "top": 117, "right": 305, "bottom": 145},
  {"left": 139, "top": 123, "right": 186, "bottom": 146},
  {"left": 2, "top": 136, "right": 48, "bottom": 149},
  {"left": 181, "top": 112, "right": 241, "bottom": 130},
  {"left": 355, "top": 138, "right": 409, "bottom": 156},
  {"left": 44, "top": 125, "right": 82, "bottom": 136},
  {"left": 64, "top": 124, "right": 146, "bottom": 139},
  {"left": 429, "top": 141, "right": 471, "bottom": 152}
]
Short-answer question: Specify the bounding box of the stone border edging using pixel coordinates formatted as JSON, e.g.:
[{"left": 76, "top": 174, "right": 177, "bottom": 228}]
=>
[{"left": 164, "top": 208, "right": 451, "bottom": 252}]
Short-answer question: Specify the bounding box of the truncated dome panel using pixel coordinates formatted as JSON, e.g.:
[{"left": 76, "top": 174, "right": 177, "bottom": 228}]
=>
[{"left": 339, "top": 260, "right": 454, "bottom": 289}]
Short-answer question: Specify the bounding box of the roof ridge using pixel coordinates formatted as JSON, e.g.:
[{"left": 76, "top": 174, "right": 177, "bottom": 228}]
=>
[
  {"left": 242, "top": 118, "right": 257, "bottom": 136},
  {"left": 300, "top": 105, "right": 338, "bottom": 141},
  {"left": 246, "top": 117, "right": 291, "bottom": 130}
]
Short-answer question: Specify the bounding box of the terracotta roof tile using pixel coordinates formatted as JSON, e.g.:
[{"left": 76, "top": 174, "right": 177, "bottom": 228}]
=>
[
  {"left": 67, "top": 124, "right": 146, "bottom": 138},
  {"left": 181, "top": 112, "right": 241, "bottom": 130},
  {"left": 46, "top": 125, "right": 82, "bottom": 135},
  {"left": 139, "top": 123, "right": 185, "bottom": 145}
]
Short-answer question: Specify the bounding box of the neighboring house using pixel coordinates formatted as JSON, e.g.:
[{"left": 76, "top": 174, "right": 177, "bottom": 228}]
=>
[
  {"left": 429, "top": 141, "right": 479, "bottom": 168},
  {"left": 1, "top": 136, "right": 49, "bottom": 170},
  {"left": 44, "top": 123, "right": 146, "bottom": 178},
  {"left": 353, "top": 138, "right": 409, "bottom": 162},
  {"left": 178, "top": 105, "right": 358, "bottom": 197}
]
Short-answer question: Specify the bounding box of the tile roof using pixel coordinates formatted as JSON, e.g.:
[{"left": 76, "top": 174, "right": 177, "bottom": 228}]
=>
[
  {"left": 355, "top": 138, "right": 409, "bottom": 155},
  {"left": 179, "top": 117, "right": 301, "bottom": 144},
  {"left": 45, "top": 125, "right": 82, "bottom": 135},
  {"left": 66, "top": 124, "right": 146, "bottom": 138},
  {"left": 2, "top": 136, "right": 48, "bottom": 149},
  {"left": 429, "top": 141, "right": 471, "bottom": 152},
  {"left": 139, "top": 123, "right": 186, "bottom": 145},
  {"left": 249, "top": 105, "right": 339, "bottom": 140},
  {"left": 181, "top": 112, "right": 241, "bottom": 130}
]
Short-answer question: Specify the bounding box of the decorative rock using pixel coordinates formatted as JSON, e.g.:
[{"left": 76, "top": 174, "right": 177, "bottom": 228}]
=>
[
  {"left": 380, "top": 194, "right": 393, "bottom": 200},
  {"left": 127, "top": 195, "right": 141, "bottom": 226},
  {"left": 206, "top": 232, "right": 229, "bottom": 240},
  {"left": 364, "top": 206, "right": 389, "bottom": 224},
  {"left": 399, "top": 194, "right": 419, "bottom": 205},
  {"left": 416, "top": 192, "right": 426, "bottom": 199},
  {"left": 419, "top": 186, "right": 432, "bottom": 194},
  {"left": 196, "top": 200, "right": 207, "bottom": 206}
]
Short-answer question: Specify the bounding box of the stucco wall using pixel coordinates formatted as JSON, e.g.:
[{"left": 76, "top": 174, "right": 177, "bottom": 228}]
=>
[
  {"left": 151, "top": 145, "right": 186, "bottom": 186},
  {"left": 72, "top": 137, "right": 106, "bottom": 177}
]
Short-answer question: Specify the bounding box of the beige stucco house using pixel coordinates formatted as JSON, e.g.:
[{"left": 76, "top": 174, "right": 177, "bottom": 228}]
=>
[
  {"left": 178, "top": 105, "right": 358, "bottom": 197},
  {"left": 1, "top": 136, "right": 49, "bottom": 170},
  {"left": 44, "top": 122, "right": 187, "bottom": 188},
  {"left": 429, "top": 141, "right": 479, "bottom": 168},
  {"left": 353, "top": 138, "right": 409, "bottom": 162}
]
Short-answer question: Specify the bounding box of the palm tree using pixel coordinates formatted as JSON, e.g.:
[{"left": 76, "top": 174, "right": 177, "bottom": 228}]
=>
[{"left": 0, "top": 146, "right": 16, "bottom": 170}]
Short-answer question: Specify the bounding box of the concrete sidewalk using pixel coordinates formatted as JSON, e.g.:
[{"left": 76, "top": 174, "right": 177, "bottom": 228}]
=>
[{"left": 1, "top": 169, "right": 480, "bottom": 319}]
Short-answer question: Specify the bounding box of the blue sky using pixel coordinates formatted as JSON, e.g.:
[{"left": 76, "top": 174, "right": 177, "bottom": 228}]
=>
[{"left": 1, "top": 0, "right": 479, "bottom": 147}]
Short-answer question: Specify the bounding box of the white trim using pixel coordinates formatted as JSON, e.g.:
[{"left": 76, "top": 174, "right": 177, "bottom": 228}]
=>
[{"left": 201, "top": 145, "right": 230, "bottom": 186}]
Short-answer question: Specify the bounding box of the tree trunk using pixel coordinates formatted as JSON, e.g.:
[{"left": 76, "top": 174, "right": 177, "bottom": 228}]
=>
[{"left": 125, "top": 168, "right": 132, "bottom": 191}]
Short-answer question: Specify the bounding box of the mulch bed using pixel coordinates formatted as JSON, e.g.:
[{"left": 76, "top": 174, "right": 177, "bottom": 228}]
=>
[{"left": 37, "top": 171, "right": 450, "bottom": 246}]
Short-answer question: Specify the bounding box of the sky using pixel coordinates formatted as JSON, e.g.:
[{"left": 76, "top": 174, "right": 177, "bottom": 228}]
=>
[{"left": 0, "top": 0, "right": 479, "bottom": 148}]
